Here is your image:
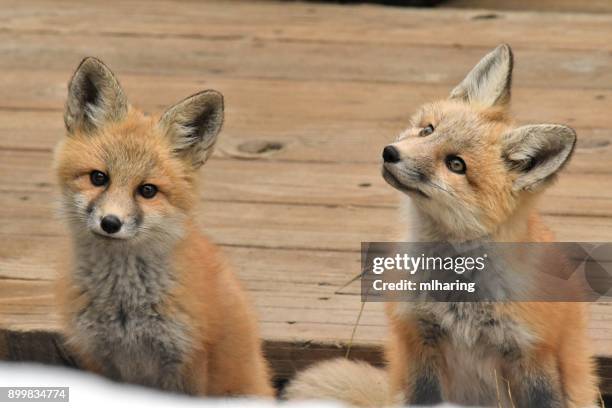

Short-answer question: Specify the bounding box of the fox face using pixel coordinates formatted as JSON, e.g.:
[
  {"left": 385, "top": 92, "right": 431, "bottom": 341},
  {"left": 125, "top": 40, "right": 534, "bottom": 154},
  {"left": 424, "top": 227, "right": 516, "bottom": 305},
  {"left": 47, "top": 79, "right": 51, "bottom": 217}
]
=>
[
  {"left": 382, "top": 45, "right": 576, "bottom": 239},
  {"left": 55, "top": 58, "right": 223, "bottom": 244}
]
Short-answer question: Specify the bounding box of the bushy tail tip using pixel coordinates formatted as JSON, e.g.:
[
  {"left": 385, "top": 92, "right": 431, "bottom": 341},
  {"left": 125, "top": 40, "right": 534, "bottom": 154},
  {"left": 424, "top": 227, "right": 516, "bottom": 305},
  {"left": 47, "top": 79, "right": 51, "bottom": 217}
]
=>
[{"left": 284, "top": 358, "right": 396, "bottom": 407}]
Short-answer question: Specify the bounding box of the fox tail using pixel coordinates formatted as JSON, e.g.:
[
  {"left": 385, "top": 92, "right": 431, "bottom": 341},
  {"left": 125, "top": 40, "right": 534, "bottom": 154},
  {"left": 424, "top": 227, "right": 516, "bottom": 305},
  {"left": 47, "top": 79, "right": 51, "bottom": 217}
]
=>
[{"left": 284, "top": 358, "right": 397, "bottom": 407}]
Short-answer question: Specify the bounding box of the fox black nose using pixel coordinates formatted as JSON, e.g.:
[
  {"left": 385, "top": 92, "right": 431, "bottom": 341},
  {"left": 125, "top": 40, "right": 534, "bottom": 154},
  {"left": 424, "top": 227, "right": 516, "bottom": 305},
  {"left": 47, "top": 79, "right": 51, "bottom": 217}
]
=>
[
  {"left": 382, "top": 145, "right": 400, "bottom": 163},
  {"left": 100, "top": 215, "right": 122, "bottom": 234}
]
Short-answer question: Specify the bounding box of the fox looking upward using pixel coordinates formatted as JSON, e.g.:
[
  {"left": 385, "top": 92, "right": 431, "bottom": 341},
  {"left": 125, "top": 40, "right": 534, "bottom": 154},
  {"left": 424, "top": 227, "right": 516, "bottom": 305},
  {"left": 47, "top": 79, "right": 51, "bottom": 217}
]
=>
[
  {"left": 286, "top": 45, "right": 598, "bottom": 407},
  {"left": 54, "top": 58, "right": 273, "bottom": 397}
]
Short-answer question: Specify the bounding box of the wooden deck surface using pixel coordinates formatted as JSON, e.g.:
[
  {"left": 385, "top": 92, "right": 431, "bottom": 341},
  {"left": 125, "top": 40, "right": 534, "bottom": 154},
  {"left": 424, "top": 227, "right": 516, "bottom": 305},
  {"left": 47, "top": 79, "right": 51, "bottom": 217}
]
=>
[{"left": 0, "top": 0, "right": 611, "bottom": 393}]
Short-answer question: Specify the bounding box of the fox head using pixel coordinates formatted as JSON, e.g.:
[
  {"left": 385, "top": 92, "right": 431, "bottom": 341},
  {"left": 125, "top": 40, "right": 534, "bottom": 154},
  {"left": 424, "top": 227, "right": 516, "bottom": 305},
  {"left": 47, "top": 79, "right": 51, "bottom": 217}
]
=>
[
  {"left": 55, "top": 57, "right": 223, "bottom": 243},
  {"left": 382, "top": 44, "right": 576, "bottom": 240}
]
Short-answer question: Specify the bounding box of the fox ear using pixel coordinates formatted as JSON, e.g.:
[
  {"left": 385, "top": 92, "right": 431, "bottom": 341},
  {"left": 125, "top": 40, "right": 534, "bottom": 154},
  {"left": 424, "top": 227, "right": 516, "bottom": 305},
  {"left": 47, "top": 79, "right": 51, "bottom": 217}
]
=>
[
  {"left": 450, "top": 44, "right": 513, "bottom": 108},
  {"left": 158, "top": 90, "right": 224, "bottom": 169},
  {"left": 64, "top": 57, "right": 128, "bottom": 134},
  {"left": 502, "top": 124, "right": 576, "bottom": 191}
]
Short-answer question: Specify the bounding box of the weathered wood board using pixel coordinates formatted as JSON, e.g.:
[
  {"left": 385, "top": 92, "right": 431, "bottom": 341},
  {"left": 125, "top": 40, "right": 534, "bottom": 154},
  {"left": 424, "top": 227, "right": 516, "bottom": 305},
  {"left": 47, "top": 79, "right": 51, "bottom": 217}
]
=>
[{"left": 0, "top": 0, "right": 610, "bottom": 395}]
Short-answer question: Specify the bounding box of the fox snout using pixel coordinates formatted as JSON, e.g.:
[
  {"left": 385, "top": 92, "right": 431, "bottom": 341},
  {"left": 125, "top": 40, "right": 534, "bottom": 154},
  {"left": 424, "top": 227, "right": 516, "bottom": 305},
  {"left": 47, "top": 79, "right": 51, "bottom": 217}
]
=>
[
  {"left": 382, "top": 145, "right": 401, "bottom": 164},
  {"left": 381, "top": 139, "right": 433, "bottom": 175},
  {"left": 381, "top": 143, "right": 431, "bottom": 198},
  {"left": 87, "top": 197, "right": 139, "bottom": 240},
  {"left": 100, "top": 215, "right": 122, "bottom": 234}
]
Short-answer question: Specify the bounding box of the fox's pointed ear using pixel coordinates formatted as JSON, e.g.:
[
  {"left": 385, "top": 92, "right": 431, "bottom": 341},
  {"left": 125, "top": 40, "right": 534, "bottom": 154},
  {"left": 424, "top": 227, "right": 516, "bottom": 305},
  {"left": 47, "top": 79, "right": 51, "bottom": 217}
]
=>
[
  {"left": 502, "top": 124, "right": 576, "bottom": 191},
  {"left": 158, "top": 90, "right": 224, "bottom": 169},
  {"left": 450, "top": 44, "right": 513, "bottom": 108},
  {"left": 64, "top": 57, "right": 128, "bottom": 134}
]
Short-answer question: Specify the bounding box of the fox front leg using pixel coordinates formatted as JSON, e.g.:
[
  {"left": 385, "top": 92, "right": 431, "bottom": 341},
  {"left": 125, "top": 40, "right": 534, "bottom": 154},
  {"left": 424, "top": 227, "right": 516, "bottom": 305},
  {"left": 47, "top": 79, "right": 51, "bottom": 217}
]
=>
[
  {"left": 510, "top": 374, "right": 564, "bottom": 408},
  {"left": 409, "top": 366, "right": 444, "bottom": 405},
  {"left": 387, "top": 309, "right": 447, "bottom": 405},
  {"left": 407, "top": 317, "right": 445, "bottom": 405},
  {"left": 156, "top": 362, "right": 188, "bottom": 393},
  {"left": 505, "top": 353, "right": 565, "bottom": 408}
]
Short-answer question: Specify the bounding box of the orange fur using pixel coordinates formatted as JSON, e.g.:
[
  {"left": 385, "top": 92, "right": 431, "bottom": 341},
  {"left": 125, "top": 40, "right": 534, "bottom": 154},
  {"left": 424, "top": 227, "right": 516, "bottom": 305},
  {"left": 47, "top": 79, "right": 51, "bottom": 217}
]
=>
[
  {"left": 386, "top": 102, "right": 597, "bottom": 408},
  {"left": 54, "top": 60, "right": 273, "bottom": 397},
  {"left": 288, "top": 44, "right": 598, "bottom": 408},
  {"left": 55, "top": 225, "right": 274, "bottom": 396}
]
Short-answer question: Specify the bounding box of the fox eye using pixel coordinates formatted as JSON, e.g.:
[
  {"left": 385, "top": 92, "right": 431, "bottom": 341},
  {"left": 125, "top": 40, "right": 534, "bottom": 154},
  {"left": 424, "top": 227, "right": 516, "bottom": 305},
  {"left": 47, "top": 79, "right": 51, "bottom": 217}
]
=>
[
  {"left": 446, "top": 155, "right": 467, "bottom": 174},
  {"left": 90, "top": 170, "right": 109, "bottom": 187},
  {"left": 419, "top": 124, "right": 435, "bottom": 137},
  {"left": 138, "top": 184, "right": 158, "bottom": 199}
]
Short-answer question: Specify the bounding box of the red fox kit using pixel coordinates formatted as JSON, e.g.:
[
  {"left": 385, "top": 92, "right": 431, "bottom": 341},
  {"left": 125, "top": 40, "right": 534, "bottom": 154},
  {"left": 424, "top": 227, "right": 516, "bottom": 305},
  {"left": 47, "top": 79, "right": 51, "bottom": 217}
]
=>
[
  {"left": 286, "top": 45, "right": 598, "bottom": 407},
  {"left": 54, "top": 58, "right": 273, "bottom": 397}
]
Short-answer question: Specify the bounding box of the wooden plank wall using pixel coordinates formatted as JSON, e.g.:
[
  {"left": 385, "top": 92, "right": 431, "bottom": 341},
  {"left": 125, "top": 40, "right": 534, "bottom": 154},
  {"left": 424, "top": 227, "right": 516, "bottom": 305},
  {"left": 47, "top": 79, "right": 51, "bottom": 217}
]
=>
[{"left": 0, "top": 0, "right": 610, "bottom": 394}]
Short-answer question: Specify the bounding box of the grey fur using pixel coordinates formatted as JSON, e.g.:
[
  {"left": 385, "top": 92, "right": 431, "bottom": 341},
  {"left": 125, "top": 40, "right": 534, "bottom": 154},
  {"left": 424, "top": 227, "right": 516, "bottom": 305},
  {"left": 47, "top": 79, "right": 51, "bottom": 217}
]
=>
[
  {"left": 158, "top": 90, "right": 224, "bottom": 169},
  {"left": 515, "top": 375, "right": 564, "bottom": 408},
  {"left": 59, "top": 59, "right": 223, "bottom": 394},
  {"left": 68, "top": 236, "right": 194, "bottom": 392},
  {"left": 411, "top": 372, "right": 443, "bottom": 405},
  {"left": 417, "top": 316, "right": 446, "bottom": 346},
  {"left": 394, "top": 205, "right": 566, "bottom": 405},
  {"left": 388, "top": 43, "right": 572, "bottom": 407},
  {"left": 64, "top": 57, "right": 128, "bottom": 134},
  {"left": 395, "top": 301, "right": 538, "bottom": 406},
  {"left": 412, "top": 303, "right": 533, "bottom": 358}
]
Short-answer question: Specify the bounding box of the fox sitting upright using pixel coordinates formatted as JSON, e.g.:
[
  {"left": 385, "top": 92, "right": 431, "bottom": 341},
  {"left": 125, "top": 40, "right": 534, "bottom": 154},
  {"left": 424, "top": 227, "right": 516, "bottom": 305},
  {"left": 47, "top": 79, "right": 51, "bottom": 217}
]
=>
[
  {"left": 286, "top": 45, "right": 598, "bottom": 407},
  {"left": 54, "top": 57, "right": 273, "bottom": 397}
]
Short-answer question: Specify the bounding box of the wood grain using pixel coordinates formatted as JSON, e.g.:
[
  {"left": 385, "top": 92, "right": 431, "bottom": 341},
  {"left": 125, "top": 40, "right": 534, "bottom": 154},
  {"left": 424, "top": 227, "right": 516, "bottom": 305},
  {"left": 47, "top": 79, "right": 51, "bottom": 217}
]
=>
[
  {"left": 1, "top": 0, "right": 612, "bottom": 52},
  {"left": 442, "top": 0, "right": 612, "bottom": 14},
  {"left": 0, "top": 0, "right": 611, "bottom": 396}
]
